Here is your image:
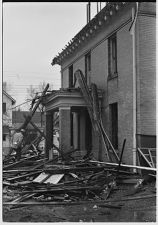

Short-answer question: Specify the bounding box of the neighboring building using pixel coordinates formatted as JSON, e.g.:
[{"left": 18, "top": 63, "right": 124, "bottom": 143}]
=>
[
  {"left": 3, "top": 90, "right": 16, "bottom": 156},
  {"left": 12, "top": 110, "right": 45, "bottom": 130},
  {"left": 12, "top": 110, "right": 46, "bottom": 149},
  {"left": 44, "top": 2, "right": 156, "bottom": 164}
]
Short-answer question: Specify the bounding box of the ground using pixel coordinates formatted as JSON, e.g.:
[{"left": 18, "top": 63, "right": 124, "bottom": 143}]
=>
[{"left": 3, "top": 182, "right": 156, "bottom": 222}]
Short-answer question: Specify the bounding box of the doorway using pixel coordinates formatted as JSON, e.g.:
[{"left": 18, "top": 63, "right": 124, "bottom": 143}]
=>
[
  {"left": 85, "top": 110, "right": 92, "bottom": 154},
  {"left": 110, "top": 103, "right": 118, "bottom": 149}
]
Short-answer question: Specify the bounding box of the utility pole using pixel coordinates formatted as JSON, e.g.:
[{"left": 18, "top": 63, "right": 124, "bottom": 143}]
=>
[{"left": 87, "top": 2, "right": 91, "bottom": 23}]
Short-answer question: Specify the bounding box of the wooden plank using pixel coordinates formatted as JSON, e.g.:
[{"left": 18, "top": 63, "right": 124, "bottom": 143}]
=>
[
  {"left": 12, "top": 185, "right": 103, "bottom": 194},
  {"left": 100, "top": 119, "right": 120, "bottom": 162},
  {"left": 148, "top": 149, "right": 155, "bottom": 167},
  {"left": 12, "top": 193, "right": 36, "bottom": 203},
  {"left": 90, "top": 160, "right": 157, "bottom": 171},
  {"left": 137, "top": 148, "right": 153, "bottom": 168},
  {"left": 3, "top": 155, "right": 39, "bottom": 170},
  {"left": 3, "top": 194, "right": 156, "bottom": 206},
  {"left": 75, "top": 70, "right": 110, "bottom": 161},
  {"left": 7, "top": 171, "right": 42, "bottom": 182},
  {"left": 24, "top": 114, "right": 61, "bottom": 155},
  {"left": 116, "top": 139, "right": 126, "bottom": 177},
  {"left": 18, "top": 84, "right": 49, "bottom": 130}
]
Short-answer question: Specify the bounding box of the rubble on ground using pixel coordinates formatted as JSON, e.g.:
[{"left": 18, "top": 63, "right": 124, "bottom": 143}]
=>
[{"left": 3, "top": 148, "right": 156, "bottom": 209}]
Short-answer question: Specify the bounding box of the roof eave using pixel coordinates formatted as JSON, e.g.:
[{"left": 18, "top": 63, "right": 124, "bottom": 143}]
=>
[{"left": 51, "top": 2, "right": 129, "bottom": 66}]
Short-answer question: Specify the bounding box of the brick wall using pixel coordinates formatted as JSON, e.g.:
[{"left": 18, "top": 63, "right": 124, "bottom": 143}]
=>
[
  {"left": 136, "top": 15, "right": 156, "bottom": 136},
  {"left": 62, "top": 68, "right": 69, "bottom": 88},
  {"left": 117, "top": 22, "right": 133, "bottom": 164},
  {"left": 59, "top": 3, "right": 156, "bottom": 164}
]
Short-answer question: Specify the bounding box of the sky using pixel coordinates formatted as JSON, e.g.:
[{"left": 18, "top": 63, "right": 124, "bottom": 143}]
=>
[{"left": 3, "top": 2, "right": 102, "bottom": 110}]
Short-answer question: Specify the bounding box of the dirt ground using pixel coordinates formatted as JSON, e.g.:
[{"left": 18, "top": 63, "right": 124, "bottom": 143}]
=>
[{"left": 3, "top": 182, "right": 156, "bottom": 222}]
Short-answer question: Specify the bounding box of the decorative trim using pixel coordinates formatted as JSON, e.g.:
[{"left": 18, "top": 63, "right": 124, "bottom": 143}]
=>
[
  {"left": 61, "top": 18, "right": 131, "bottom": 73},
  {"left": 52, "top": 2, "right": 129, "bottom": 66},
  {"left": 59, "top": 107, "right": 71, "bottom": 110}
]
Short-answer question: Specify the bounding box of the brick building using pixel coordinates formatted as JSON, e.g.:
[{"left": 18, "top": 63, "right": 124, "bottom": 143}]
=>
[{"left": 44, "top": 2, "right": 156, "bottom": 165}]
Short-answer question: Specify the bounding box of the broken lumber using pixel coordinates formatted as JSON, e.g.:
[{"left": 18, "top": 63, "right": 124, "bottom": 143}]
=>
[
  {"left": 3, "top": 155, "right": 39, "bottom": 170},
  {"left": 32, "top": 148, "right": 79, "bottom": 170},
  {"left": 3, "top": 194, "right": 156, "bottom": 206},
  {"left": 18, "top": 83, "right": 49, "bottom": 130},
  {"left": 6, "top": 171, "right": 42, "bottom": 182},
  {"left": 23, "top": 114, "right": 61, "bottom": 155},
  {"left": 12, "top": 185, "right": 103, "bottom": 194},
  {"left": 116, "top": 139, "right": 126, "bottom": 177},
  {"left": 75, "top": 70, "right": 110, "bottom": 160},
  {"left": 90, "top": 160, "right": 157, "bottom": 171}
]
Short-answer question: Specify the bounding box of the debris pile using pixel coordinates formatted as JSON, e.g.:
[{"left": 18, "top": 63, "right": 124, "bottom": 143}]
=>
[{"left": 3, "top": 153, "right": 156, "bottom": 208}]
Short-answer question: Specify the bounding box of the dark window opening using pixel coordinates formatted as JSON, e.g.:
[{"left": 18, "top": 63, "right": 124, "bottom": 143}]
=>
[
  {"left": 85, "top": 52, "right": 91, "bottom": 83},
  {"left": 3, "top": 102, "right": 6, "bottom": 114},
  {"left": 108, "top": 33, "right": 117, "bottom": 77},
  {"left": 110, "top": 103, "right": 118, "bottom": 149},
  {"left": 69, "top": 65, "right": 73, "bottom": 88},
  {"left": 3, "top": 134, "right": 7, "bottom": 141}
]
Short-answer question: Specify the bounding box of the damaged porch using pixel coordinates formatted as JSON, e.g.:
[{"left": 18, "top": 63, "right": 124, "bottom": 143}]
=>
[{"left": 43, "top": 87, "right": 103, "bottom": 160}]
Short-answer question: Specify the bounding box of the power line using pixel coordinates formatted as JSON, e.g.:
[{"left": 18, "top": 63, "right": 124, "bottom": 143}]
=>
[
  {"left": 3, "top": 71, "right": 60, "bottom": 76},
  {"left": 11, "top": 99, "right": 32, "bottom": 109}
]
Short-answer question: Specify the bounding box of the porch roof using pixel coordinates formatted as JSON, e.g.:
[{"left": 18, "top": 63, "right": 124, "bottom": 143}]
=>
[{"left": 43, "top": 88, "right": 103, "bottom": 111}]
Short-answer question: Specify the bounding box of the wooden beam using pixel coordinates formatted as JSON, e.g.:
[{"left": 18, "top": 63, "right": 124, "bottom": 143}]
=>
[
  {"left": 3, "top": 194, "right": 156, "bottom": 206},
  {"left": 18, "top": 84, "right": 49, "bottom": 130},
  {"left": 90, "top": 160, "right": 157, "bottom": 171},
  {"left": 3, "top": 155, "right": 39, "bottom": 170}
]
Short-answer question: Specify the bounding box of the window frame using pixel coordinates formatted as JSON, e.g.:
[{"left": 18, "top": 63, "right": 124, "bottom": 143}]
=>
[
  {"left": 3, "top": 102, "right": 6, "bottom": 114},
  {"left": 85, "top": 51, "right": 91, "bottom": 83},
  {"left": 68, "top": 64, "right": 73, "bottom": 88},
  {"left": 108, "top": 33, "right": 118, "bottom": 78},
  {"left": 3, "top": 134, "right": 7, "bottom": 141}
]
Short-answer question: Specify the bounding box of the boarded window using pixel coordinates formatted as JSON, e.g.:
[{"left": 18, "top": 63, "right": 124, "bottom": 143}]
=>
[
  {"left": 69, "top": 65, "right": 73, "bottom": 88},
  {"left": 108, "top": 34, "right": 117, "bottom": 77}
]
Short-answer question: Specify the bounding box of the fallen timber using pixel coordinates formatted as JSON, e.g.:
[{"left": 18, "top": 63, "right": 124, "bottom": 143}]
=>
[
  {"left": 75, "top": 70, "right": 119, "bottom": 162},
  {"left": 3, "top": 155, "right": 40, "bottom": 170},
  {"left": 90, "top": 160, "right": 157, "bottom": 171},
  {"left": 10, "top": 185, "right": 103, "bottom": 194},
  {"left": 3, "top": 194, "right": 156, "bottom": 206},
  {"left": 23, "top": 114, "right": 61, "bottom": 156},
  {"left": 3, "top": 167, "right": 136, "bottom": 175},
  {"left": 18, "top": 83, "right": 49, "bottom": 131},
  {"left": 3, "top": 159, "right": 156, "bottom": 207}
]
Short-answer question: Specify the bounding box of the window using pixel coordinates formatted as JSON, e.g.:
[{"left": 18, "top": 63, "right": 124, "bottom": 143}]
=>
[
  {"left": 108, "top": 33, "right": 117, "bottom": 77},
  {"left": 69, "top": 65, "right": 73, "bottom": 88},
  {"left": 3, "top": 134, "right": 7, "bottom": 141},
  {"left": 85, "top": 52, "right": 91, "bottom": 84},
  {"left": 3, "top": 102, "right": 6, "bottom": 114}
]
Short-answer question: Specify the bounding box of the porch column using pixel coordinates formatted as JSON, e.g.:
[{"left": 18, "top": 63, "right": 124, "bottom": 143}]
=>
[
  {"left": 80, "top": 110, "right": 86, "bottom": 153},
  {"left": 73, "top": 112, "right": 79, "bottom": 150},
  {"left": 45, "top": 111, "right": 54, "bottom": 159},
  {"left": 59, "top": 107, "right": 71, "bottom": 154}
]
